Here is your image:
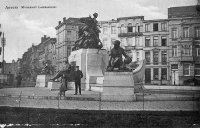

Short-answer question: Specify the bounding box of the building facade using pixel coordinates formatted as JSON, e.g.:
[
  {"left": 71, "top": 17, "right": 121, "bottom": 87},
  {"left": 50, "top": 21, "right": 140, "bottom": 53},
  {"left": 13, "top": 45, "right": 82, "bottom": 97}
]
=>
[
  {"left": 117, "top": 16, "right": 144, "bottom": 62},
  {"left": 55, "top": 17, "right": 82, "bottom": 71},
  {"left": 169, "top": 17, "right": 200, "bottom": 85},
  {"left": 99, "top": 19, "right": 118, "bottom": 51},
  {"left": 143, "top": 19, "right": 170, "bottom": 85}
]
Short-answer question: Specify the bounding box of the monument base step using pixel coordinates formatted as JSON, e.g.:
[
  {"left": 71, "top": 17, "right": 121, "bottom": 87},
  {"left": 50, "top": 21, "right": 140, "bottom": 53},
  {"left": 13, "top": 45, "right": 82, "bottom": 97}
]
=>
[
  {"left": 101, "top": 95, "right": 136, "bottom": 102},
  {"left": 48, "top": 82, "right": 61, "bottom": 90},
  {"left": 90, "top": 84, "right": 103, "bottom": 92}
]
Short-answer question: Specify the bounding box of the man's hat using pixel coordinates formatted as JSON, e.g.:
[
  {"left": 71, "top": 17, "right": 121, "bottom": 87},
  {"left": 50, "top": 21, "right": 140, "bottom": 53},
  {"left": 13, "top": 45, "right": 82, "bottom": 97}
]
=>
[
  {"left": 113, "top": 40, "right": 120, "bottom": 46},
  {"left": 93, "top": 12, "right": 98, "bottom": 17}
]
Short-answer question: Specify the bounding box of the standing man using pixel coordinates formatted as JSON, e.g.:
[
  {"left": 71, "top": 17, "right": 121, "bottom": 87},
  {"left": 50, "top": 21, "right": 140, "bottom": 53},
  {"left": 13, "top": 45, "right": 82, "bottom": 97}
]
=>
[
  {"left": 74, "top": 66, "right": 83, "bottom": 95},
  {"left": 16, "top": 73, "right": 22, "bottom": 88}
]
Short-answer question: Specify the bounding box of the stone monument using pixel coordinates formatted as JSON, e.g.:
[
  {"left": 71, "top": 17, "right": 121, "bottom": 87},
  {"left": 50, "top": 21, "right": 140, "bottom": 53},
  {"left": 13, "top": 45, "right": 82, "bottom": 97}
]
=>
[
  {"left": 69, "top": 13, "right": 109, "bottom": 91},
  {"left": 100, "top": 40, "right": 136, "bottom": 101},
  {"left": 35, "top": 62, "right": 52, "bottom": 88}
]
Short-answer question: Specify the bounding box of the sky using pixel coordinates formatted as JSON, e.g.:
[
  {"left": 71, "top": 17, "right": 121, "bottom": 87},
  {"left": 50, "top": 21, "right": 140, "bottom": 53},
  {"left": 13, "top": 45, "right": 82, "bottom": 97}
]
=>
[{"left": 0, "top": 0, "right": 198, "bottom": 62}]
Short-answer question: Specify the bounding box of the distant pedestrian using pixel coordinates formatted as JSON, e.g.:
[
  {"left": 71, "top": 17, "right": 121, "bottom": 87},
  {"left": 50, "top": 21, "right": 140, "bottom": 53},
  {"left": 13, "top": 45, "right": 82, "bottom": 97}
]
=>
[
  {"left": 59, "top": 73, "right": 68, "bottom": 98},
  {"left": 74, "top": 66, "right": 83, "bottom": 95},
  {"left": 16, "top": 73, "right": 22, "bottom": 88}
]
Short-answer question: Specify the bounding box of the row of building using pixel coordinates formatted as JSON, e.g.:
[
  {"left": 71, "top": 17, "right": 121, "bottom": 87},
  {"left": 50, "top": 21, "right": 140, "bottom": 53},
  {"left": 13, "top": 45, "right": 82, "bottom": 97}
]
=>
[
  {"left": 98, "top": 5, "right": 200, "bottom": 86},
  {"left": 53, "top": 5, "right": 200, "bottom": 86},
  {"left": 1, "top": 5, "right": 200, "bottom": 85}
]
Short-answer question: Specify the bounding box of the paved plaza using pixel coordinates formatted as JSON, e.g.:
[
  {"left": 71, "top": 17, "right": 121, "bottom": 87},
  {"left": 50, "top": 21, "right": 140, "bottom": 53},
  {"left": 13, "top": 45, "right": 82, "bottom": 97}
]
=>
[{"left": 0, "top": 87, "right": 199, "bottom": 111}]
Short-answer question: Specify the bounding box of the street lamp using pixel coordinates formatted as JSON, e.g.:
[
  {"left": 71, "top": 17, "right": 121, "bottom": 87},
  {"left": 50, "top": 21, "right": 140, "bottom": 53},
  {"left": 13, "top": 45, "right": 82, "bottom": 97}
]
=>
[{"left": 1, "top": 32, "right": 6, "bottom": 74}]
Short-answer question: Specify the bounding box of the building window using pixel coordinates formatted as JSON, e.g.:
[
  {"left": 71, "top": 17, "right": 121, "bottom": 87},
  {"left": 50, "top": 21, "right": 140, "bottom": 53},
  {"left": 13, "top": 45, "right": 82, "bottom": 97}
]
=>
[
  {"left": 161, "top": 23, "right": 167, "bottom": 31},
  {"left": 132, "top": 26, "right": 136, "bottom": 32},
  {"left": 120, "top": 24, "right": 125, "bottom": 33},
  {"left": 195, "top": 64, "right": 200, "bottom": 76},
  {"left": 183, "top": 64, "right": 190, "bottom": 76},
  {"left": 172, "top": 46, "right": 178, "bottom": 57},
  {"left": 153, "top": 68, "right": 159, "bottom": 80},
  {"left": 103, "top": 26, "right": 108, "bottom": 34},
  {"left": 153, "top": 23, "right": 158, "bottom": 31},
  {"left": 127, "top": 38, "right": 132, "bottom": 46},
  {"left": 153, "top": 36, "right": 159, "bottom": 46},
  {"left": 145, "top": 24, "right": 150, "bottom": 32},
  {"left": 161, "top": 36, "right": 167, "bottom": 46},
  {"left": 136, "top": 51, "right": 140, "bottom": 61},
  {"left": 171, "top": 64, "right": 178, "bottom": 70},
  {"left": 111, "top": 26, "right": 116, "bottom": 34},
  {"left": 195, "top": 27, "right": 200, "bottom": 38},
  {"left": 145, "top": 51, "right": 150, "bottom": 65},
  {"left": 67, "top": 31, "right": 71, "bottom": 35},
  {"left": 197, "top": 48, "right": 200, "bottom": 56},
  {"left": 153, "top": 51, "right": 159, "bottom": 65},
  {"left": 120, "top": 38, "right": 126, "bottom": 48},
  {"left": 127, "top": 23, "right": 133, "bottom": 33},
  {"left": 182, "top": 45, "right": 191, "bottom": 56},
  {"left": 161, "top": 51, "right": 167, "bottom": 65},
  {"left": 161, "top": 68, "right": 167, "bottom": 80},
  {"left": 67, "top": 46, "right": 71, "bottom": 57},
  {"left": 183, "top": 27, "right": 189, "bottom": 38},
  {"left": 145, "top": 37, "right": 150, "bottom": 47},
  {"left": 172, "top": 28, "right": 178, "bottom": 40},
  {"left": 103, "top": 38, "right": 108, "bottom": 49}
]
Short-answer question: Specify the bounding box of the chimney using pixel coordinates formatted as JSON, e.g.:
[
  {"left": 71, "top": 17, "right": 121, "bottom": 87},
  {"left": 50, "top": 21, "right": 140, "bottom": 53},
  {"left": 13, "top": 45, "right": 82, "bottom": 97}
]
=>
[
  {"left": 58, "top": 21, "right": 61, "bottom": 25},
  {"left": 41, "top": 37, "right": 44, "bottom": 43},
  {"left": 63, "top": 17, "right": 66, "bottom": 22}
]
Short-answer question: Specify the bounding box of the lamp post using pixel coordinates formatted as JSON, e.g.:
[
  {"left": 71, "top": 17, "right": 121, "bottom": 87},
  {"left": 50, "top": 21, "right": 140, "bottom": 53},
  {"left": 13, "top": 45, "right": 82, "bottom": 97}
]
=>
[{"left": 1, "top": 33, "right": 6, "bottom": 74}]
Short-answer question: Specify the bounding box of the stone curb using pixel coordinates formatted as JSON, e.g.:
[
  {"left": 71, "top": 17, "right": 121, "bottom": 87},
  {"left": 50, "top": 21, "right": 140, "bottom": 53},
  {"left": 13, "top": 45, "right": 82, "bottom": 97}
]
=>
[
  {"left": 0, "top": 94, "right": 99, "bottom": 101},
  {"left": 0, "top": 94, "right": 199, "bottom": 101}
]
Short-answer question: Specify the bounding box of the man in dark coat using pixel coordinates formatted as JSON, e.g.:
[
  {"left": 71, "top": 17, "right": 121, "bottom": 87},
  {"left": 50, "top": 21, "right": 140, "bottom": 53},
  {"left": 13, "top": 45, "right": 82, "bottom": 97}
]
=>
[
  {"left": 16, "top": 73, "right": 22, "bottom": 88},
  {"left": 74, "top": 66, "right": 83, "bottom": 95}
]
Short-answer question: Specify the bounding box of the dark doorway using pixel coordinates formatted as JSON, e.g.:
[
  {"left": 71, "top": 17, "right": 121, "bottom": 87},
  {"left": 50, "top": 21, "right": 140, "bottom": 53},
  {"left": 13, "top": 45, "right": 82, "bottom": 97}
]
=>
[{"left": 145, "top": 68, "right": 151, "bottom": 83}]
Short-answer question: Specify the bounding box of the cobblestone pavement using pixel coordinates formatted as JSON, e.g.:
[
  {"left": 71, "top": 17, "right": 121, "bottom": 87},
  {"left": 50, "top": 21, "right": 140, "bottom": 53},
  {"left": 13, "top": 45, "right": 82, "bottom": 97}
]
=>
[
  {"left": 0, "top": 87, "right": 199, "bottom": 111},
  {"left": 0, "top": 97, "right": 199, "bottom": 111}
]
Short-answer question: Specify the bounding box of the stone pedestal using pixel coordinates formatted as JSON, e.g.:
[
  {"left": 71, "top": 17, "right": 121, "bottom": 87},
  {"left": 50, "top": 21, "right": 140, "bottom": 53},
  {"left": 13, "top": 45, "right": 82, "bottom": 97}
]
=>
[
  {"left": 47, "top": 81, "right": 61, "bottom": 90},
  {"left": 67, "top": 82, "right": 75, "bottom": 90},
  {"left": 101, "top": 72, "right": 136, "bottom": 101},
  {"left": 69, "top": 49, "right": 109, "bottom": 91},
  {"left": 47, "top": 82, "right": 75, "bottom": 91},
  {"left": 35, "top": 75, "right": 52, "bottom": 87}
]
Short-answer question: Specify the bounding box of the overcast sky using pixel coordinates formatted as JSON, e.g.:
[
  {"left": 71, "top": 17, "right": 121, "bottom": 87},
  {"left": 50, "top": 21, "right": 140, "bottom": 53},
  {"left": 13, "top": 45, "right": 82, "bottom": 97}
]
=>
[{"left": 0, "top": 0, "right": 197, "bottom": 62}]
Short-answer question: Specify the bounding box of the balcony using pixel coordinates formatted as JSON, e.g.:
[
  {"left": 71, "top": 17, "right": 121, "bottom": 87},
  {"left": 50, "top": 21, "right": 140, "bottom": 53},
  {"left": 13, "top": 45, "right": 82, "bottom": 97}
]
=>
[
  {"left": 125, "top": 46, "right": 135, "bottom": 51},
  {"left": 180, "top": 37, "right": 193, "bottom": 41},
  {"left": 118, "top": 32, "right": 143, "bottom": 37},
  {"left": 194, "top": 37, "right": 200, "bottom": 40},
  {"left": 179, "top": 56, "right": 193, "bottom": 62}
]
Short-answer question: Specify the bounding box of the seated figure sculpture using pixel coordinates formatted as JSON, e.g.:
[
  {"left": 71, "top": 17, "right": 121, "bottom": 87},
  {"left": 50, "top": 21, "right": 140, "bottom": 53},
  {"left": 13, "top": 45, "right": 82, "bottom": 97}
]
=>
[
  {"left": 107, "top": 40, "right": 132, "bottom": 71},
  {"left": 41, "top": 62, "right": 51, "bottom": 75}
]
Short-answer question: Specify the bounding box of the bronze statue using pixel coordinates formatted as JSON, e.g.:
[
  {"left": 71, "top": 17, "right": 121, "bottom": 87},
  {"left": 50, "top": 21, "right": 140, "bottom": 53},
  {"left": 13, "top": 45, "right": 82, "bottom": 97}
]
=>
[
  {"left": 107, "top": 40, "right": 132, "bottom": 71},
  {"left": 41, "top": 62, "right": 51, "bottom": 75},
  {"left": 73, "top": 13, "right": 103, "bottom": 50},
  {"left": 50, "top": 61, "right": 72, "bottom": 81}
]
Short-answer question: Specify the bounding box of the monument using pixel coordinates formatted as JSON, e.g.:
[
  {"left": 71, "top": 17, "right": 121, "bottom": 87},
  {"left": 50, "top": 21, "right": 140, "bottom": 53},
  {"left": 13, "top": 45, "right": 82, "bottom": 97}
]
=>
[
  {"left": 69, "top": 13, "right": 138, "bottom": 101},
  {"left": 69, "top": 13, "right": 109, "bottom": 91},
  {"left": 35, "top": 62, "right": 52, "bottom": 88},
  {"left": 101, "top": 40, "right": 136, "bottom": 101}
]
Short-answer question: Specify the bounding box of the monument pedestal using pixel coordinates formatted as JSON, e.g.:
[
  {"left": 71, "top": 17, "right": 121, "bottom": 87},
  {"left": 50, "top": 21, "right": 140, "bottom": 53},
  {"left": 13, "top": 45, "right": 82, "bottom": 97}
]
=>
[
  {"left": 35, "top": 75, "right": 52, "bottom": 87},
  {"left": 47, "top": 81, "right": 61, "bottom": 90},
  {"left": 68, "top": 49, "right": 109, "bottom": 91},
  {"left": 101, "top": 72, "right": 136, "bottom": 101},
  {"left": 47, "top": 82, "right": 75, "bottom": 91}
]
